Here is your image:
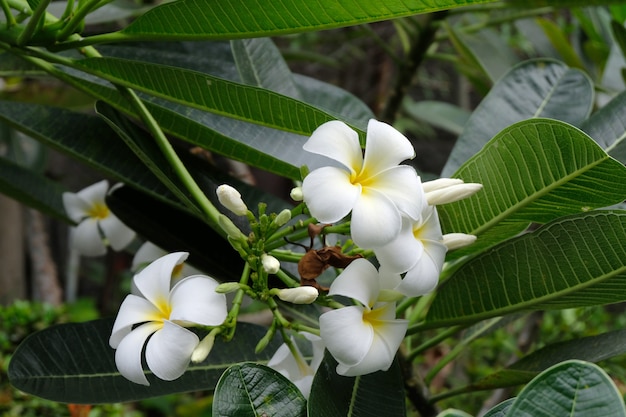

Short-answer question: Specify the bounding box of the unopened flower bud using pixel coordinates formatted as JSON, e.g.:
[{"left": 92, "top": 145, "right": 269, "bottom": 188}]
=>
[
  {"left": 274, "top": 209, "right": 292, "bottom": 227},
  {"left": 191, "top": 332, "right": 216, "bottom": 363},
  {"left": 442, "top": 233, "right": 477, "bottom": 250},
  {"left": 424, "top": 179, "right": 482, "bottom": 206},
  {"left": 276, "top": 286, "right": 319, "bottom": 304},
  {"left": 215, "top": 282, "right": 243, "bottom": 294},
  {"left": 261, "top": 254, "right": 281, "bottom": 274},
  {"left": 290, "top": 186, "right": 304, "bottom": 202},
  {"left": 216, "top": 184, "right": 248, "bottom": 216}
]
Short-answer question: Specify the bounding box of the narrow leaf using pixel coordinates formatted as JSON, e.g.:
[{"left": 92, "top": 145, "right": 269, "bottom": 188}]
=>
[
  {"left": 427, "top": 211, "right": 626, "bottom": 327},
  {"left": 8, "top": 319, "right": 280, "bottom": 404},
  {"left": 213, "top": 363, "right": 306, "bottom": 417},
  {"left": 116, "top": 0, "right": 498, "bottom": 41},
  {"left": 308, "top": 352, "right": 406, "bottom": 417},
  {"left": 438, "top": 118, "right": 626, "bottom": 258},
  {"left": 442, "top": 59, "right": 593, "bottom": 176},
  {"left": 506, "top": 360, "right": 626, "bottom": 417}
]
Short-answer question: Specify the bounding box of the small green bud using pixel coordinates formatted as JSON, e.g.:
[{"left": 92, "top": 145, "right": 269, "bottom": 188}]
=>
[
  {"left": 218, "top": 214, "right": 246, "bottom": 240},
  {"left": 290, "top": 186, "right": 304, "bottom": 202},
  {"left": 215, "top": 282, "right": 243, "bottom": 294},
  {"left": 274, "top": 209, "right": 292, "bottom": 227}
]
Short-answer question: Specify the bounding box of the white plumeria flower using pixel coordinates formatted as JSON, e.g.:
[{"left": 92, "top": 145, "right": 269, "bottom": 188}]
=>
[
  {"left": 62, "top": 180, "right": 135, "bottom": 256},
  {"left": 302, "top": 119, "right": 423, "bottom": 248},
  {"left": 132, "top": 241, "right": 203, "bottom": 278},
  {"left": 109, "top": 252, "right": 227, "bottom": 385},
  {"left": 267, "top": 332, "right": 325, "bottom": 399},
  {"left": 319, "top": 259, "right": 408, "bottom": 377},
  {"left": 374, "top": 202, "right": 447, "bottom": 297}
]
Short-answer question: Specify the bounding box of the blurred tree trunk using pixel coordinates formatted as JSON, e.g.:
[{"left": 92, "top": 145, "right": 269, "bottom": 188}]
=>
[
  {"left": 0, "top": 194, "right": 26, "bottom": 304},
  {"left": 26, "top": 208, "right": 62, "bottom": 305}
]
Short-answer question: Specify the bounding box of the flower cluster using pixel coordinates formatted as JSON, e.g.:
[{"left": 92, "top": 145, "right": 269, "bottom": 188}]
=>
[{"left": 300, "top": 119, "right": 481, "bottom": 376}]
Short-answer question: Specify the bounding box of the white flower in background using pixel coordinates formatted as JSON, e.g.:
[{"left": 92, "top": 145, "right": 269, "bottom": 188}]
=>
[
  {"left": 109, "top": 252, "right": 227, "bottom": 385},
  {"left": 422, "top": 178, "right": 482, "bottom": 206},
  {"left": 374, "top": 202, "right": 447, "bottom": 297},
  {"left": 302, "top": 119, "right": 422, "bottom": 248},
  {"left": 131, "top": 241, "right": 203, "bottom": 280},
  {"left": 319, "top": 259, "right": 408, "bottom": 376},
  {"left": 216, "top": 184, "right": 248, "bottom": 216},
  {"left": 62, "top": 180, "right": 135, "bottom": 256},
  {"left": 268, "top": 332, "right": 325, "bottom": 399}
]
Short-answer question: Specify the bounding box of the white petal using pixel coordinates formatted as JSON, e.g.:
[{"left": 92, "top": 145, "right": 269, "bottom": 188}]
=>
[
  {"left": 169, "top": 275, "right": 227, "bottom": 326},
  {"left": 338, "top": 314, "right": 408, "bottom": 377},
  {"left": 145, "top": 320, "right": 199, "bottom": 381},
  {"left": 293, "top": 375, "right": 314, "bottom": 399},
  {"left": 303, "top": 333, "right": 326, "bottom": 372},
  {"left": 114, "top": 321, "right": 161, "bottom": 385},
  {"left": 362, "top": 120, "right": 415, "bottom": 174},
  {"left": 368, "top": 166, "right": 424, "bottom": 220},
  {"left": 303, "top": 121, "right": 363, "bottom": 172},
  {"left": 302, "top": 166, "right": 359, "bottom": 223},
  {"left": 76, "top": 180, "right": 109, "bottom": 204},
  {"left": 100, "top": 213, "right": 136, "bottom": 251},
  {"left": 110, "top": 294, "right": 162, "bottom": 348},
  {"left": 414, "top": 205, "right": 443, "bottom": 242},
  {"left": 396, "top": 241, "right": 446, "bottom": 297},
  {"left": 70, "top": 220, "right": 106, "bottom": 256},
  {"left": 62, "top": 192, "right": 91, "bottom": 222},
  {"left": 378, "top": 266, "right": 403, "bottom": 291},
  {"left": 350, "top": 190, "right": 402, "bottom": 249},
  {"left": 132, "top": 242, "right": 167, "bottom": 273},
  {"left": 328, "top": 258, "right": 380, "bottom": 307},
  {"left": 374, "top": 217, "right": 423, "bottom": 273},
  {"left": 267, "top": 343, "right": 300, "bottom": 380},
  {"left": 320, "top": 306, "right": 372, "bottom": 367},
  {"left": 133, "top": 252, "right": 188, "bottom": 306}
]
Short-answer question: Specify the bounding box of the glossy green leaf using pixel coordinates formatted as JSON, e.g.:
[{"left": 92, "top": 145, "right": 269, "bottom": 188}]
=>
[
  {"left": 456, "top": 327, "right": 626, "bottom": 394},
  {"left": 482, "top": 399, "right": 514, "bottom": 417},
  {"left": 73, "top": 57, "right": 364, "bottom": 136},
  {"left": 308, "top": 352, "right": 405, "bottom": 417},
  {"left": 506, "top": 360, "right": 626, "bottom": 417},
  {"left": 427, "top": 211, "right": 626, "bottom": 327},
  {"left": 0, "top": 156, "right": 69, "bottom": 222},
  {"left": 441, "top": 59, "right": 593, "bottom": 176},
  {"left": 0, "top": 99, "right": 184, "bottom": 209},
  {"left": 114, "top": 0, "right": 498, "bottom": 41},
  {"left": 581, "top": 90, "right": 626, "bottom": 164},
  {"left": 438, "top": 118, "right": 626, "bottom": 258},
  {"left": 436, "top": 409, "right": 473, "bottom": 417},
  {"left": 8, "top": 319, "right": 280, "bottom": 404},
  {"left": 212, "top": 363, "right": 306, "bottom": 417}
]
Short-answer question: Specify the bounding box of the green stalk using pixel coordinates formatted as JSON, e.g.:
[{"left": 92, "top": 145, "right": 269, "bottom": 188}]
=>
[
  {"left": 406, "top": 325, "right": 461, "bottom": 362},
  {"left": 56, "top": 0, "right": 104, "bottom": 40},
  {"left": 1, "top": 0, "right": 16, "bottom": 28},
  {"left": 15, "top": 0, "right": 50, "bottom": 46}
]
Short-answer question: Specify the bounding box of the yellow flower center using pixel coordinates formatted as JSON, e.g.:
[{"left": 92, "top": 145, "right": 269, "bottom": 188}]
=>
[
  {"left": 151, "top": 296, "right": 172, "bottom": 323},
  {"left": 87, "top": 202, "right": 110, "bottom": 220}
]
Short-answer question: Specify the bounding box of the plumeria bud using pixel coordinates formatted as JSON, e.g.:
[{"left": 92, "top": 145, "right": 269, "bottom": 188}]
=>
[
  {"left": 261, "top": 254, "right": 281, "bottom": 274},
  {"left": 424, "top": 179, "right": 482, "bottom": 206},
  {"left": 290, "top": 186, "right": 304, "bottom": 202},
  {"left": 274, "top": 209, "right": 292, "bottom": 227},
  {"left": 275, "top": 286, "right": 319, "bottom": 304},
  {"left": 442, "top": 233, "right": 477, "bottom": 250},
  {"left": 191, "top": 332, "right": 216, "bottom": 363},
  {"left": 218, "top": 214, "right": 246, "bottom": 241},
  {"left": 215, "top": 282, "right": 243, "bottom": 294},
  {"left": 216, "top": 184, "right": 248, "bottom": 216}
]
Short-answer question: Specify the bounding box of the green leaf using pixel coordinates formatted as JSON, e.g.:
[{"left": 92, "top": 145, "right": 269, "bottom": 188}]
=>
[
  {"left": 402, "top": 99, "right": 470, "bottom": 136},
  {"left": 308, "top": 352, "right": 406, "bottom": 417},
  {"left": 427, "top": 211, "right": 626, "bottom": 327},
  {"left": 212, "top": 363, "right": 306, "bottom": 417},
  {"left": 72, "top": 57, "right": 364, "bottom": 136},
  {"left": 482, "top": 398, "right": 514, "bottom": 417},
  {"left": 0, "top": 99, "right": 184, "bottom": 210},
  {"left": 438, "top": 118, "right": 626, "bottom": 259},
  {"left": 436, "top": 410, "right": 473, "bottom": 417},
  {"left": 506, "top": 360, "right": 626, "bottom": 417},
  {"left": 8, "top": 319, "right": 280, "bottom": 404},
  {"left": 0, "top": 156, "right": 70, "bottom": 222},
  {"left": 114, "top": 0, "right": 499, "bottom": 41},
  {"left": 456, "top": 326, "right": 626, "bottom": 394},
  {"left": 536, "top": 18, "right": 586, "bottom": 70},
  {"left": 581, "top": 90, "right": 626, "bottom": 164},
  {"left": 441, "top": 59, "right": 593, "bottom": 177}
]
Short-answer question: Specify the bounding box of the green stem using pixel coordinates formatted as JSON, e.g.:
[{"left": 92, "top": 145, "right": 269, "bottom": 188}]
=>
[
  {"left": 1, "top": 0, "right": 16, "bottom": 28},
  {"left": 47, "top": 30, "right": 131, "bottom": 51},
  {"left": 16, "top": 0, "right": 50, "bottom": 46},
  {"left": 116, "top": 87, "right": 221, "bottom": 227},
  {"left": 224, "top": 263, "right": 251, "bottom": 340},
  {"left": 61, "top": 0, "right": 75, "bottom": 20},
  {"left": 407, "top": 325, "right": 461, "bottom": 362},
  {"left": 427, "top": 386, "right": 474, "bottom": 405},
  {"left": 274, "top": 268, "right": 300, "bottom": 288},
  {"left": 56, "top": 0, "right": 103, "bottom": 40}
]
